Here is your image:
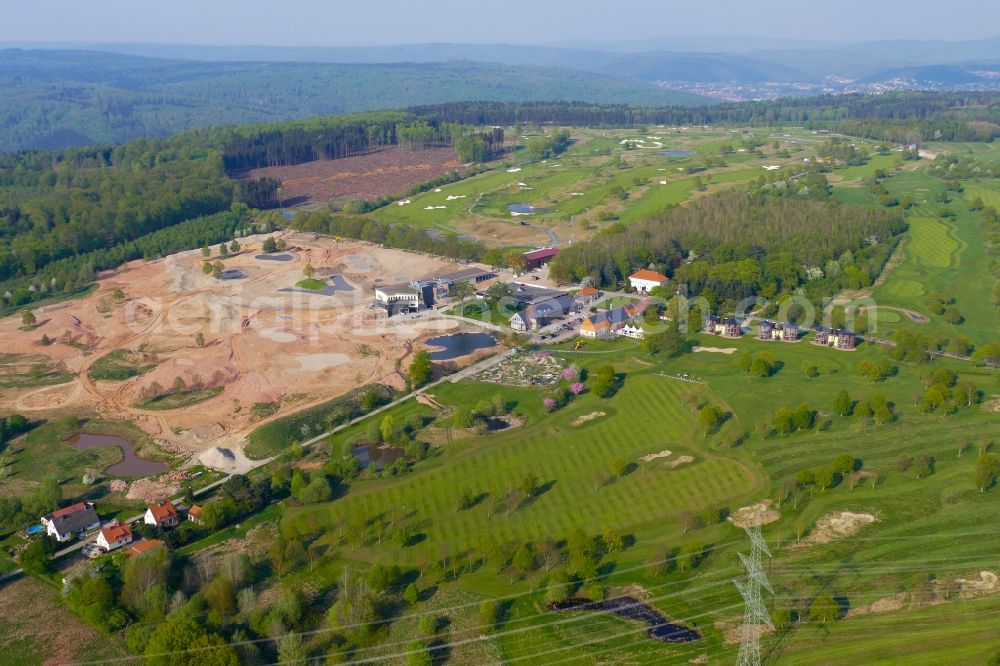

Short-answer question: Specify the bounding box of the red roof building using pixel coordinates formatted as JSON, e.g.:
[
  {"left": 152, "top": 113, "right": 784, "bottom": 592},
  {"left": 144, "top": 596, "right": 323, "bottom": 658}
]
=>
[{"left": 522, "top": 247, "right": 560, "bottom": 270}]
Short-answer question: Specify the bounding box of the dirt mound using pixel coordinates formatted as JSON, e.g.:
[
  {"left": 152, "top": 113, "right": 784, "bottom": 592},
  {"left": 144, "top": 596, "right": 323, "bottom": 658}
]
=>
[
  {"left": 571, "top": 411, "right": 606, "bottom": 427},
  {"left": 846, "top": 592, "right": 906, "bottom": 618},
  {"left": 954, "top": 571, "right": 999, "bottom": 598},
  {"left": 730, "top": 500, "right": 780, "bottom": 528},
  {"left": 640, "top": 449, "right": 672, "bottom": 462},
  {"left": 125, "top": 472, "right": 186, "bottom": 503},
  {"left": 200, "top": 446, "right": 236, "bottom": 469},
  {"left": 800, "top": 510, "right": 876, "bottom": 546}
]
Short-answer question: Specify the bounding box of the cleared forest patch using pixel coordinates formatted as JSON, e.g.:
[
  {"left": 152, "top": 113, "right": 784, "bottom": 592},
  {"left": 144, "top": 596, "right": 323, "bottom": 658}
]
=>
[{"left": 234, "top": 146, "right": 463, "bottom": 205}]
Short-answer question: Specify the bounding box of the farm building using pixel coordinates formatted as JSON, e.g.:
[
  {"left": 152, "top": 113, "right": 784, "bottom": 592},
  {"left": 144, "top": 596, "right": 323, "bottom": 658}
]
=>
[
  {"left": 41, "top": 502, "right": 100, "bottom": 542},
  {"left": 508, "top": 282, "right": 567, "bottom": 306},
  {"left": 434, "top": 266, "right": 496, "bottom": 286},
  {"left": 144, "top": 501, "right": 179, "bottom": 528},
  {"left": 628, "top": 269, "right": 668, "bottom": 293},
  {"left": 522, "top": 247, "right": 560, "bottom": 270},
  {"left": 97, "top": 522, "right": 133, "bottom": 552}
]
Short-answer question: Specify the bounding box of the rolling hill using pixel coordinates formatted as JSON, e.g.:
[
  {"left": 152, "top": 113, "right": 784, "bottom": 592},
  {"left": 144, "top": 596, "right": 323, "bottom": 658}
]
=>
[{"left": 0, "top": 49, "right": 711, "bottom": 151}]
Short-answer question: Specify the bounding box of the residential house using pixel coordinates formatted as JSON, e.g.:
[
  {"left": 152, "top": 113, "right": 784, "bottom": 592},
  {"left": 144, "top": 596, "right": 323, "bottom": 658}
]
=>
[
  {"left": 814, "top": 327, "right": 856, "bottom": 350},
  {"left": 41, "top": 502, "right": 100, "bottom": 543},
  {"left": 579, "top": 301, "right": 648, "bottom": 339},
  {"left": 96, "top": 522, "right": 132, "bottom": 552},
  {"left": 831, "top": 329, "right": 857, "bottom": 350},
  {"left": 628, "top": 269, "right": 668, "bottom": 294},
  {"left": 781, "top": 322, "right": 799, "bottom": 342},
  {"left": 704, "top": 315, "right": 742, "bottom": 338},
  {"left": 522, "top": 247, "right": 560, "bottom": 270},
  {"left": 577, "top": 286, "right": 600, "bottom": 304},
  {"left": 144, "top": 501, "right": 179, "bottom": 528},
  {"left": 757, "top": 320, "right": 776, "bottom": 341},
  {"left": 187, "top": 505, "right": 204, "bottom": 524},
  {"left": 126, "top": 539, "right": 164, "bottom": 557}
]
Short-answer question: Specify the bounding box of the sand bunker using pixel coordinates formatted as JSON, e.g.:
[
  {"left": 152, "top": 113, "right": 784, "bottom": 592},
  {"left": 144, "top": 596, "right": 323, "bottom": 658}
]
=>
[
  {"left": 446, "top": 195, "right": 467, "bottom": 201},
  {"left": 693, "top": 346, "right": 737, "bottom": 354},
  {"left": 294, "top": 353, "right": 350, "bottom": 371},
  {"left": 506, "top": 167, "right": 522, "bottom": 173},
  {"left": 571, "top": 411, "right": 606, "bottom": 426},
  {"left": 730, "top": 500, "right": 780, "bottom": 529},
  {"left": 665, "top": 455, "right": 694, "bottom": 468},
  {"left": 846, "top": 593, "right": 906, "bottom": 618},
  {"left": 259, "top": 328, "right": 297, "bottom": 343},
  {"left": 397, "top": 199, "right": 411, "bottom": 206},
  {"left": 640, "top": 449, "right": 672, "bottom": 462},
  {"left": 801, "top": 511, "right": 877, "bottom": 546},
  {"left": 954, "top": 571, "right": 999, "bottom": 597}
]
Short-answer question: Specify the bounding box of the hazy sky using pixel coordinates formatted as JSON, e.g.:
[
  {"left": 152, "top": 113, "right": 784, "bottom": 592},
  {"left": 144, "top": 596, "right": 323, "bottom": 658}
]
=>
[{"left": 3, "top": 0, "right": 998, "bottom": 46}]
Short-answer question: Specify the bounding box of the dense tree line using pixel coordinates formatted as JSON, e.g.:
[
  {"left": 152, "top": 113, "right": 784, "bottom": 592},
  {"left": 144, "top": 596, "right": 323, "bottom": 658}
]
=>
[
  {"left": 549, "top": 192, "right": 904, "bottom": 306},
  {"left": 289, "top": 211, "right": 485, "bottom": 262},
  {"left": 0, "top": 139, "right": 235, "bottom": 286},
  {"left": 407, "top": 92, "right": 1000, "bottom": 138},
  {"left": 236, "top": 176, "right": 281, "bottom": 209},
  {"left": 1, "top": 208, "right": 258, "bottom": 309}
]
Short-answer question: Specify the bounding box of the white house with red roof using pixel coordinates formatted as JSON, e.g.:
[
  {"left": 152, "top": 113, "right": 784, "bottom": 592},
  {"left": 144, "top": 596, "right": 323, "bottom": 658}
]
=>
[
  {"left": 628, "top": 269, "right": 668, "bottom": 294},
  {"left": 144, "top": 501, "right": 179, "bottom": 528},
  {"left": 96, "top": 522, "right": 133, "bottom": 552}
]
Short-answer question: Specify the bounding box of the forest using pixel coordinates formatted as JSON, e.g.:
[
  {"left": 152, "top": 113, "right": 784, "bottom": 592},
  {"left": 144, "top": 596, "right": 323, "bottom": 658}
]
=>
[
  {"left": 548, "top": 191, "right": 905, "bottom": 306},
  {"left": 288, "top": 211, "right": 484, "bottom": 261}
]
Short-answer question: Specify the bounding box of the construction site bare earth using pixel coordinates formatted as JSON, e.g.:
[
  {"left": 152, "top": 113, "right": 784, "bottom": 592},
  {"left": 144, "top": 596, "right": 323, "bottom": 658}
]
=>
[{"left": 0, "top": 233, "right": 487, "bottom": 463}]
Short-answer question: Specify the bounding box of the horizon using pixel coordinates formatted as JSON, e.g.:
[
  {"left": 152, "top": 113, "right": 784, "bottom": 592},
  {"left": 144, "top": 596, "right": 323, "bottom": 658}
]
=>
[{"left": 3, "top": 0, "right": 1000, "bottom": 47}]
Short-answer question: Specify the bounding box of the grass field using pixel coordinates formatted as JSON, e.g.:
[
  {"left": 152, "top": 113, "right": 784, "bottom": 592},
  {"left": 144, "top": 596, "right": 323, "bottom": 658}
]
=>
[
  {"left": 871, "top": 170, "right": 998, "bottom": 346},
  {"left": 133, "top": 385, "right": 224, "bottom": 410},
  {"left": 267, "top": 311, "right": 1000, "bottom": 664},
  {"left": 296, "top": 277, "right": 328, "bottom": 290}
]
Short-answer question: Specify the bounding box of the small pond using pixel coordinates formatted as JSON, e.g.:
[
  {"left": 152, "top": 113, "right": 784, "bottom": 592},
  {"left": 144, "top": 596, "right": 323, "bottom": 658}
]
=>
[
  {"left": 508, "top": 203, "right": 551, "bottom": 215},
  {"left": 424, "top": 333, "right": 497, "bottom": 361},
  {"left": 69, "top": 432, "right": 169, "bottom": 478},
  {"left": 549, "top": 596, "right": 701, "bottom": 643},
  {"left": 255, "top": 253, "right": 294, "bottom": 262},
  {"left": 352, "top": 444, "right": 405, "bottom": 470},
  {"left": 660, "top": 150, "right": 695, "bottom": 157}
]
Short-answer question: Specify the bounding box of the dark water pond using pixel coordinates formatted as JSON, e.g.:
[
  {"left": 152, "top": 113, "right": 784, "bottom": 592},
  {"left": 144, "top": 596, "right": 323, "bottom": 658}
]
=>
[
  {"left": 660, "top": 150, "right": 695, "bottom": 157},
  {"left": 352, "top": 444, "right": 405, "bottom": 470},
  {"left": 69, "top": 432, "right": 169, "bottom": 477},
  {"left": 425, "top": 333, "right": 497, "bottom": 360},
  {"left": 508, "top": 203, "right": 551, "bottom": 215},
  {"left": 255, "top": 253, "right": 294, "bottom": 262},
  {"left": 549, "top": 597, "right": 701, "bottom": 643}
]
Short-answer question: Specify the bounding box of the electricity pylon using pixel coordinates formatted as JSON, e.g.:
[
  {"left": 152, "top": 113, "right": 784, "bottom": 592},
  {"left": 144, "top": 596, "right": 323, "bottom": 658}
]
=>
[{"left": 735, "top": 525, "right": 774, "bottom": 666}]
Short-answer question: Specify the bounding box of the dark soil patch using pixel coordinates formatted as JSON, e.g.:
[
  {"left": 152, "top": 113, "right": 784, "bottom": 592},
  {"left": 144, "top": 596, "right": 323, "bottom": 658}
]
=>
[{"left": 233, "top": 147, "right": 462, "bottom": 204}]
